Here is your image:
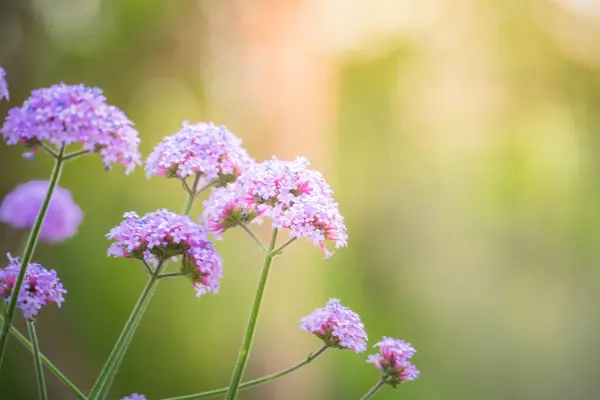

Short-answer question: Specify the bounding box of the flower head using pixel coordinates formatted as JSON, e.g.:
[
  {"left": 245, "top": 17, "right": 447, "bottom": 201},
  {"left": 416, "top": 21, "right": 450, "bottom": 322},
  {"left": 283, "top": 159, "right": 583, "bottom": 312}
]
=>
[
  {"left": 121, "top": 394, "right": 147, "bottom": 400},
  {"left": 367, "top": 337, "right": 419, "bottom": 387},
  {"left": 0, "top": 67, "right": 8, "bottom": 101},
  {"left": 107, "top": 209, "right": 223, "bottom": 297},
  {"left": 0, "top": 180, "right": 83, "bottom": 243},
  {"left": 203, "top": 157, "right": 347, "bottom": 257},
  {"left": 145, "top": 121, "right": 253, "bottom": 187},
  {"left": 202, "top": 185, "right": 263, "bottom": 239},
  {"left": 0, "top": 254, "right": 66, "bottom": 319},
  {"left": 1, "top": 83, "right": 141, "bottom": 173},
  {"left": 299, "top": 298, "right": 367, "bottom": 353}
]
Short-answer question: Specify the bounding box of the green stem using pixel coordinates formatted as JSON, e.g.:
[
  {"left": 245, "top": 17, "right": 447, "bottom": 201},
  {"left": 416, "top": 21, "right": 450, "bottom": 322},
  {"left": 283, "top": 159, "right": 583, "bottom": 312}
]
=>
[
  {"left": 239, "top": 224, "right": 267, "bottom": 253},
  {"left": 88, "top": 273, "right": 161, "bottom": 400},
  {"left": 62, "top": 149, "right": 90, "bottom": 161},
  {"left": 27, "top": 320, "right": 48, "bottom": 400},
  {"left": 181, "top": 173, "right": 202, "bottom": 215},
  {"left": 0, "top": 146, "right": 66, "bottom": 369},
  {"left": 225, "top": 229, "right": 279, "bottom": 400},
  {"left": 163, "top": 345, "right": 328, "bottom": 400},
  {"left": 359, "top": 378, "right": 387, "bottom": 400},
  {"left": 272, "top": 237, "right": 297, "bottom": 256},
  {"left": 1, "top": 317, "right": 86, "bottom": 399}
]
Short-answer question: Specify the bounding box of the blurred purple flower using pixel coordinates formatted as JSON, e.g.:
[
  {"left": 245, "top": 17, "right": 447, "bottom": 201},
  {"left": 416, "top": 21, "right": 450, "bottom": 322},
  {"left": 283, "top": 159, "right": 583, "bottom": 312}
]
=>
[
  {"left": 121, "top": 395, "right": 147, "bottom": 400},
  {"left": 0, "top": 180, "right": 83, "bottom": 243},
  {"left": 1, "top": 83, "right": 141, "bottom": 173},
  {"left": 367, "top": 337, "right": 419, "bottom": 387},
  {"left": 145, "top": 121, "right": 253, "bottom": 187},
  {"left": 203, "top": 157, "right": 348, "bottom": 258},
  {"left": 0, "top": 253, "right": 66, "bottom": 319},
  {"left": 300, "top": 298, "right": 368, "bottom": 353},
  {"left": 0, "top": 67, "right": 8, "bottom": 101},
  {"left": 107, "top": 209, "right": 223, "bottom": 297}
]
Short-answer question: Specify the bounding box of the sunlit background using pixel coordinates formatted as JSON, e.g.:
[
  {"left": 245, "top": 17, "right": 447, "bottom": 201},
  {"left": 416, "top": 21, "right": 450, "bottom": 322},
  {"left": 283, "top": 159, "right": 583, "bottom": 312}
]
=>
[{"left": 1, "top": 0, "right": 600, "bottom": 399}]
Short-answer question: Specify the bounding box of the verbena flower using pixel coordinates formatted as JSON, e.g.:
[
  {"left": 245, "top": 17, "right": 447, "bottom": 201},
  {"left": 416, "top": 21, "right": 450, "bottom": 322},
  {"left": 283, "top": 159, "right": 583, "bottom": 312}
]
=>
[
  {"left": 145, "top": 121, "right": 253, "bottom": 188},
  {"left": 121, "top": 394, "right": 147, "bottom": 400},
  {"left": 1, "top": 83, "right": 141, "bottom": 173},
  {"left": 202, "top": 185, "right": 263, "bottom": 239},
  {"left": 0, "top": 67, "right": 8, "bottom": 101},
  {"left": 299, "top": 298, "right": 368, "bottom": 353},
  {"left": 0, "top": 253, "right": 66, "bottom": 319},
  {"left": 0, "top": 180, "right": 83, "bottom": 243},
  {"left": 203, "top": 157, "right": 347, "bottom": 258},
  {"left": 367, "top": 337, "right": 420, "bottom": 387},
  {"left": 106, "top": 209, "right": 223, "bottom": 297}
]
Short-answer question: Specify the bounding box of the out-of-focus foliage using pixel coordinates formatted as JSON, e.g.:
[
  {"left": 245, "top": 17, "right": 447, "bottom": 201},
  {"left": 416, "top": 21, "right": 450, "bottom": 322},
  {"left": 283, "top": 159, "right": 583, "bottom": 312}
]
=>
[{"left": 1, "top": 0, "right": 600, "bottom": 399}]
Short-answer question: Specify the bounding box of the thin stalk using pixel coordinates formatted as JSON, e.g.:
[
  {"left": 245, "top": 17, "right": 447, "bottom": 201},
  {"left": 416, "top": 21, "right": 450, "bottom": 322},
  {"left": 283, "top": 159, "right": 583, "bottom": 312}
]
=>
[
  {"left": 157, "top": 272, "right": 184, "bottom": 280},
  {"left": 27, "top": 320, "right": 48, "bottom": 400},
  {"left": 163, "top": 345, "right": 328, "bottom": 400},
  {"left": 239, "top": 224, "right": 267, "bottom": 253},
  {"left": 88, "top": 274, "right": 161, "bottom": 400},
  {"left": 62, "top": 149, "right": 90, "bottom": 161},
  {"left": 359, "top": 378, "right": 387, "bottom": 400},
  {"left": 225, "top": 229, "right": 279, "bottom": 400},
  {"left": 181, "top": 173, "right": 202, "bottom": 215},
  {"left": 272, "top": 237, "right": 297, "bottom": 256},
  {"left": 0, "top": 146, "right": 66, "bottom": 369},
  {"left": 1, "top": 317, "right": 86, "bottom": 399}
]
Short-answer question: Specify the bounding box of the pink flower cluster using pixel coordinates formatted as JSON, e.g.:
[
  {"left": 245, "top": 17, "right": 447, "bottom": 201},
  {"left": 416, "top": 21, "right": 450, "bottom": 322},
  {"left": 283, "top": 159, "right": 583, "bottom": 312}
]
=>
[
  {"left": 1, "top": 83, "right": 141, "bottom": 173},
  {"left": 300, "top": 298, "right": 368, "bottom": 353},
  {"left": 0, "top": 254, "right": 66, "bottom": 319},
  {"left": 106, "top": 209, "right": 223, "bottom": 297},
  {"left": 121, "top": 394, "right": 146, "bottom": 400},
  {"left": 0, "top": 67, "right": 8, "bottom": 101},
  {"left": 203, "top": 157, "right": 347, "bottom": 257},
  {"left": 0, "top": 180, "right": 83, "bottom": 243},
  {"left": 367, "top": 337, "right": 420, "bottom": 386},
  {"left": 145, "top": 121, "right": 253, "bottom": 187}
]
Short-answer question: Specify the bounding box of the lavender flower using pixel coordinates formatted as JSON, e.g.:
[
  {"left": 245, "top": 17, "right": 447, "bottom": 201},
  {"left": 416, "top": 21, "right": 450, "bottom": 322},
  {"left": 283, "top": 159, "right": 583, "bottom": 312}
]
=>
[
  {"left": 0, "top": 254, "right": 66, "bottom": 319},
  {"left": 106, "top": 209, "right": 223, "bottom": 297},
  {"left": 367, "top": 337, "right": 420, "bottom": 386},
  {"left": 0, "top": 180, "right": 83, "bottom": 243},
  {"left": 145, "top": 121, "right": 253, "bottom": 187},
  {"left": 300, "top": 298, "right": 368, "bottom": 353},
  {"left": 0, "top": 67, "right": 8, "bottom": 101},
  {"left": 121, "top": 394, "right": 147, "bottom": 400},
  {"left": 1, "top": 83, "right": 141, "bottom": 173},
  {"left": 203, "top": 157, "right": 348, "bottom": 258}
]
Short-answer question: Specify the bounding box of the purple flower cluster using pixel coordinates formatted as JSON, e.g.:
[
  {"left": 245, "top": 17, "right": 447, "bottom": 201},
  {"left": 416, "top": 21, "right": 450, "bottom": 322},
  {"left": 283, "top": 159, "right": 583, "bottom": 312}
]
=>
[
  {"left": 106, "top": 209, "right": 223, "bottom": 297},
  {"left": 0, "top": 254, "right": 66, "bottom": 319},
  {"left": 300, "top": 298, "right": 368, "bottom": 353},
  {"left": 0, "top": 67, "right": 8, "bottom": 101},
  {"left": 145, "top": 121, "right": 253, "bottom": 187},
  {"left": 367, "top": 337, "right": 420, "bottom": 386},
  {"left": 121, "top": 394, "right": 146, "bottom": 400},
  {"left": 1, "top": 83, "right": 141, "bottom": 173},
  {"left": 203, "top": 157, "right": 347, "bottom": 258},
  {"left": 0, "top": 180, "right": 83, "bottom": 243}
]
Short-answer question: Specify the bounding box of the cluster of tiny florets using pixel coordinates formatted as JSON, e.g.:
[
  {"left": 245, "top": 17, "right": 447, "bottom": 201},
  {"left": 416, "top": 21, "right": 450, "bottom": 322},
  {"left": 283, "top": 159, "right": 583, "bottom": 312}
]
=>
[
  {"left": 145, "top": 121, "right": 253, "bottom": 187},
  {"left": 121, "top": 394, "right": 147, "bottom": 400},
  {"left": 0, "top": 254, "right": 66, "bottom": 319},
  {"left": 367, "top": 337, "right": 420, "bottom": 386},
  {"left": 0, "top": 180, "right": 83, "bottom": 243},
  {"left": 106, "top": 209, "right": 223, "bottom": 296},
  {"left": 300, "top": 298, "right": 368, "bottom": 353},
  {"left": 1, "top": 83, "right": 141, "bottom": 173},
  {"left": 203, "top": 157, "right": 347, "bottom": 257},
  {"left": 0, "top": 67, "right": 8, "bottom": 101}
]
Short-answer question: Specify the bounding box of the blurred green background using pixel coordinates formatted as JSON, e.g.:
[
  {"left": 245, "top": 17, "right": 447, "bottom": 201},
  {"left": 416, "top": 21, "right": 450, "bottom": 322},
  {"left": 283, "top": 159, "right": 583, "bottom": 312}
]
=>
[{"left": 2, "top": 0, "right": 600, "bottom": 399}]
